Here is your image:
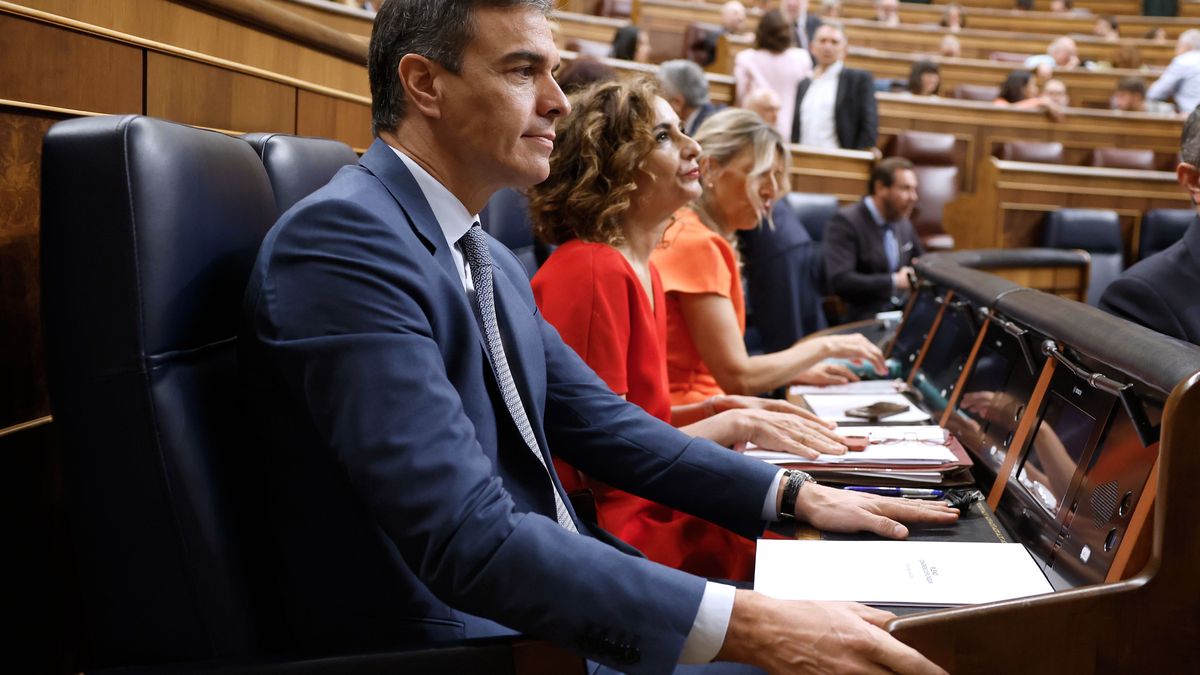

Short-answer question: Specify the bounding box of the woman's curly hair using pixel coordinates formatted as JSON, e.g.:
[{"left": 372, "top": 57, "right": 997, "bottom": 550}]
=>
[{"left": 529, "top": 77, "right": 662, "bottom": 246}]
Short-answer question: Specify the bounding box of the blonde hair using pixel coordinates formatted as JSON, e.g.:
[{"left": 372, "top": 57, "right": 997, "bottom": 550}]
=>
[{"left": 692, "top": 108, "right": 789, "bottom": 231}]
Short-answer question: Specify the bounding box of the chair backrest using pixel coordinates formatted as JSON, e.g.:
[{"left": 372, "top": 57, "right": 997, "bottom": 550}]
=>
[
  {"left": 565, "top": 37, "right": 613, "bottom": 59},
  {"left": 595, "top": 0, "right": 631, "bottom": 18},
  {"left": 41, "top": 116, "right": 280, "bottom": 668},
  {"left": 891, "top": 131, "right": 958, "bottom": 247},
  {"left": 1043, "top": 208, "right": 1123, "bottom": 306},
  {"left": 1090, "top": 147, "right": 1156, "bottom": 171},
  {"left": 989, "top": 51, "right": 1030, "bottom": 63},
  {"left": 1139, "top": 208, "right": 1193, "bottom": 260},
  {"left": 684, "top": 21, "right": 721, "bottom": 65},
  {"left": 954, "top": 83, "right": 1001, "bottom": 101},
  {"left": 481, "top": 187, "right": 543, "bottom": 278},
  {"left": 243, "top": 132, "right": 359, "bottom": 214},
  {"left": 783, "top": 192, "right": 839, "bottom": 242},
  {"left": 1000, "top": 140, "right": 1065, "bottom": 164}
]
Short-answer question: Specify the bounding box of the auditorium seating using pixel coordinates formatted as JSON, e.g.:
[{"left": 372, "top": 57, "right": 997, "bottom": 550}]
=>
[
  {"left": 1042, "top": 208, "right": 1124, "bottom": 305},
  {"left": 481, "top": 188, "right": 547, "bottom": 279},
  {"left": 243, "top": 132, "right": 358, "bottom": 214},
  {"left": 890, "top": 130, "right": 959, "bottom": 250},
  {"left": 39, "top": 114, "right": 582, "bottom": 674},
  {"left": 1000, "top": 140, "right": 1065, "bottom": 164},
  {"left": 1139, "top": 208, "right": 1194, "bottom": 260},
  {"left": 952, "top": 83, "right": 1000, "bottom": 101},
  {"left": 1090, "top": 146, "right": 1159, "bottom": 171},
  {"left": 683, "top": 21, "right": 721, "bottom": 65},
  {"left": 784, "top": 192, "right": 840, "bottom": 242}
]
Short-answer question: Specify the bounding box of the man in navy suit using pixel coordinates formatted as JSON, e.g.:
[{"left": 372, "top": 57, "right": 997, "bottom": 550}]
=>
[
  {"left": 1100, "top": 108, "right": 1200, "bottom": 344},
  {"left": 824, "top": 158, "right": 925, "bottom": 322},
  {"left": 241, "top": 1, "right": 954, "bottom": 673}
]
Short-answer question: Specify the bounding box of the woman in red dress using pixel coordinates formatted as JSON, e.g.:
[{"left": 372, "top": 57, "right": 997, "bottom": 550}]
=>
[{"left": 527, "top": 79, "right": 846, "bottom": 580}]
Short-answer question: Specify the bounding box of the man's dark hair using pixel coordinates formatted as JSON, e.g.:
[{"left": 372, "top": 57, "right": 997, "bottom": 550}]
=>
[
  {"left": 368, "top": 0, "right": 552, "bottom": 136},
  {"left": 1116, "top": 76, "right": 1146, "bottom": 96},
  {"left": 611, "top": 25, "right": 644, "bottom": 61},
  {"left": 755, "top": 9, "right": 794, "bottom": 53},
  {"left": 1181, "top": 106, "right": 1200, "bottom": 166},
  {"left": 869, "top": 157, "right": 914, "bottom": 194}
]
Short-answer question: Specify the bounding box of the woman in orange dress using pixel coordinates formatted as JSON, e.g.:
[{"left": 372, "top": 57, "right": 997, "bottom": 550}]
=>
[
  {"left": 650, "top": 109, "right": 888, "bottom": 406},
  {"left": 528, "top": 79, "right": 846, "bottom": 580}
]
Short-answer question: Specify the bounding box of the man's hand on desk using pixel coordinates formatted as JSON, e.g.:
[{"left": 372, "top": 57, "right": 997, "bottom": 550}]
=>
[
  {"left": 715, "top": 590, "right": 948, "bottom": 674},
  {"left": 792, "top": 482, "right": 960, "bottom": 539}
]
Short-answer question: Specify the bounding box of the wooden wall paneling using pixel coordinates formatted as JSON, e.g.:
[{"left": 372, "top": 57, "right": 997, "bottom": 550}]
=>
[
  {"left": 787, "top": 145, "right": 876, "bottom": 204},
  {"left": 0, "top": 109, "right": 61, "bottom": 428},
  {"left": 146, "top": 52, "right": 297, "bottom": 133},
  {"left": 0, "top": 12, "right": 143, "bottom": 115},
  {"left": 14, "top": 0, "right": 370, "bottom": 96},
  {"left": 296, "top": 89, "right": 372, "bottom": 151}
]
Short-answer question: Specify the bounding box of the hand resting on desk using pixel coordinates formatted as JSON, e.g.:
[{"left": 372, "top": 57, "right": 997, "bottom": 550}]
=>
[{"left": 713, "top": 484, "right": 959, "bottom": 673}]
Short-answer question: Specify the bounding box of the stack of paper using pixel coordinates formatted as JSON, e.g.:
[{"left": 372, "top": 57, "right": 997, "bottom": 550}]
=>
[
  {"left": 789, "top": 380, "right": 907, "bottom": 396},
  {"left": 745, "top": 426, "right": 951, "bottom": 465},
  {"left": 755, "top": 540, "right": 1054, "bottom": 606}
]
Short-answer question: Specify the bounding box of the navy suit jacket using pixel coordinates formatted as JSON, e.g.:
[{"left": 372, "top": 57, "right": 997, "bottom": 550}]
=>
[
  {"left": 823, "top": 200, "right": 923, "bottom": 321},
  {"left": 1099, "top": 215, "right": 1200, "bottom": 345},
  {"left": 240, "top": 139, "right": 778, "bottom": 672},
  {"left": 791, "top": 67, "right": 878, "bottom": 150}
]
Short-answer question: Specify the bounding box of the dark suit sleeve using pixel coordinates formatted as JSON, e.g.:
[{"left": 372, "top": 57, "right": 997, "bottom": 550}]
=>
[
  {"left": 823, "top": 211, "right": 893, "bottom": 302},
  {"left": 854, "top": 71, "right": 879, "bottom": 150},
  {"left": 1099, "top": 275, "right": 1187, "bottom": 341},
  {"left": 252, "top": 199, "right": 750, "bottom": 673}
]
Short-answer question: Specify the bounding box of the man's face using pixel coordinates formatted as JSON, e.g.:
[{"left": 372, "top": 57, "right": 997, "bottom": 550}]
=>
[
  {"left": 875, "top": 168, "right": 919, "bottom": 221},
  {"left": 783, "top": 0, "right": 805, "bottom": 21},
  {"left": 811, "top": 26, "right": 846, "bottom": 67},
  {"left": 1044, "top": 80, "right": 1068, "bottom": 107},
  {"left": 434, "top": 7, "right": 569, "bottom": 194},
  {"left": 721, "top": 2, "right": 746, "bottom": 32}
]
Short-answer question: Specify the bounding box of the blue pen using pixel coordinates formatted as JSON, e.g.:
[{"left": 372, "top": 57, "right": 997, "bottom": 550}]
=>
[{"left": 844, "top": 486, "right": 945, "bottom": 498}]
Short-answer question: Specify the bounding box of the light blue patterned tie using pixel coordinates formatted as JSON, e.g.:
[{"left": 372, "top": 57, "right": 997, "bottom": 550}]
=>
[
  {"left": 883, "top": 223, "right": 900, "bottom": 273},
  {"left": 460, "top": 224, "right": 578, "bottom": 532}
]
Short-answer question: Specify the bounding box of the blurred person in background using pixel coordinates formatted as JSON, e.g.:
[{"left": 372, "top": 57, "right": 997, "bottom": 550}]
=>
[
  {"left": 907, "top": 60, "right": 941, "bottom": 96},
  {"left": 743, "top": 87, "right": 783, "bottom": 125},
  {"left": 659, "top": 59, "right": 725, "bottom": 136},
  {"left": 612, "top": 25, "right": 652, "bottom": 62},
  {"left": 1148, "top": 28, "right": 1200, "bottom": 113},
  {"left": 734, "top": 9, "right": 813, "bottom": 141}
]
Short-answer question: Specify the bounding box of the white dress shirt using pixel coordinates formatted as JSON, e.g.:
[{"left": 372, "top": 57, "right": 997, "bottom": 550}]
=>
[
  {"left": 1148, "top": 49, "right": 1200, "bottom": 114},
  {"left": 391, "top": 145, "right": 790, "bottom": 664},
  {"left": 799, "top": 61, "right": 842, "bottom": 149}
]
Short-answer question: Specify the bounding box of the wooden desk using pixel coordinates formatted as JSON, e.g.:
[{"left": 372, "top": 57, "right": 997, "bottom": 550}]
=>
[
  {"left": 932, "top": 0, "right": 1144, "bottom": 14},
  {"left": 787, "top": 144, "right": 878, "bottom": 203},
  {"left": 846, "top": 47, "right": 1158, "bottom": 109},
  {"left": 943, "top": 157, "right": 1190, "bottom": 255},
  {"left": 876, "top": 92, "right": 1183, "bottom": 194},
  {"left": 633, "top": 0, "right": 760, "bottom": 63},
  {"left": 835, "top": 0, "right": 1200, "bottom": 39},
  {"left": 551, "top": 10, "right": 628, "bottom": 51},
  {"left": 558, "top": 49, "right": 737, "bottom": 103}
]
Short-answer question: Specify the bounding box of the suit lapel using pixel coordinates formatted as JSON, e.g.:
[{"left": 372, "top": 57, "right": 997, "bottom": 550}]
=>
[{"left": 359, "top": 140, "right": 491, "bottom": 357}]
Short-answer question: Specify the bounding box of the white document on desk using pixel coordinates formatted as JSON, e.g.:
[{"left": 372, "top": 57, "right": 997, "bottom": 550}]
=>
[
  {"left": 789, "top": 380, "right": 907, "bottom": 396},
  {"left": 755, "top": 540, "right": 1054, "bottom": 606},
  {"left": 803, "top": 393, "right": 932, "bottom": 423}
]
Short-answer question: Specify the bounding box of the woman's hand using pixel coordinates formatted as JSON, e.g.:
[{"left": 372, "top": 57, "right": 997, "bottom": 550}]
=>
[
  {"left": 808, "top": 334, "right": 888, "bottom": 376},
  {"left": 709, "top": 395, "right": 836, "bottom": 427},
  {"left": 791, "top": 361, "right": 860, "bottom": 386},
  {"left": 719, "top": 408, "right": 848, "bottom": 458}
]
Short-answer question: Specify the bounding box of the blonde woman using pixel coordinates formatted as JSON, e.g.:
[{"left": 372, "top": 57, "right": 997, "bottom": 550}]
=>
[{"left": 651, "top": 108, "right": 887, "bottom": 405}]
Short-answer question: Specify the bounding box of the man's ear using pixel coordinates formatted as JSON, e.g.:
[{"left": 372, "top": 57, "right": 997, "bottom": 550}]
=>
[
  {"left": 397, "top": 53, "right": 444, "bottom": 119},
  {"left": 1176, "top": 162, "right": 1200, "bottom": 204}
]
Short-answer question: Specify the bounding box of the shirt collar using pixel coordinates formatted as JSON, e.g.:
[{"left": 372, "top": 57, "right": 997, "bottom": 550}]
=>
[
  {"left": 863, "top": 196, "right": 888, "bottom": 227},
  {"left": 817, "top": 60, "right": 844, "bottom": 81},
  {"left": 389, "top": 145, "right": 478, "bottom": 246}
]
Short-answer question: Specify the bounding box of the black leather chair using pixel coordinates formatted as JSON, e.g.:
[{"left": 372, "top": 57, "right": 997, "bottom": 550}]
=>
[
  {"left": 242, "top": 132, "right": 359, "bottom": 214},
  {"left": 1042, "top": 208, "right": 1123, "bottom": 306},
  {"left": 480, "top": 187, "right": 549, "bottom": 278},
  {"left": 783, "top": 192, "right": 839, "bottom": 243},
  {"left": 1139, "top": 208, "right": 1193, "bottom": 261},
  {"left": 890, "top": 130, "right": 958, "bottom": 250},
  {"left": 40, "top": 115, "right": 582, "bottom": 674},
  {"left": 1000, "top": 140, "right": 1065, "bottom": 165}
]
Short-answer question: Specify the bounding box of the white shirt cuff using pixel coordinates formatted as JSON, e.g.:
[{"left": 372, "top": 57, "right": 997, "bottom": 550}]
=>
[
  {"left": 761, "top": 468, "right": 786, "bottom": 522},
  {"left": 679, "top": 581, "right": 738, "bottom": 664}
]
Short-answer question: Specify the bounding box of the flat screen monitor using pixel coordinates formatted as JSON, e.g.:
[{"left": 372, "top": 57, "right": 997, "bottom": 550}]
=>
[
  {"left": 908, "top": 300, "right": 978, "bottom": 422},
  {"left": 945, "top": 321, "right": 1043, "bottom": 490},
  {"left": 888, "top": 287, "right": 940, "bottom": 379}
]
